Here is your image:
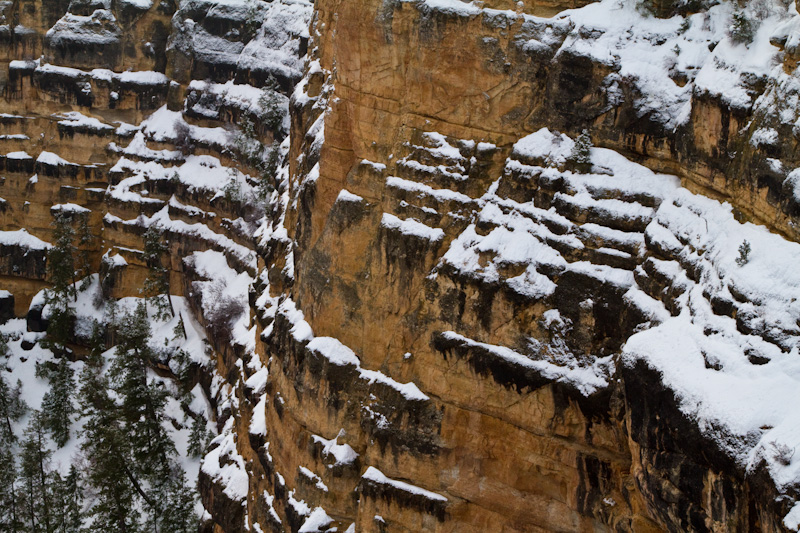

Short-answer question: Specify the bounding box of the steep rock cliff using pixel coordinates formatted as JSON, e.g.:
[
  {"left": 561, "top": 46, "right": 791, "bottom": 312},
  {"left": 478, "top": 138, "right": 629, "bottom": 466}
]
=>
[
  {"left": 255, "top": 0, "right": 800, "bottom": 531},
  {"left": 2, "top": 0, "right": 800, "bottom": 532}
]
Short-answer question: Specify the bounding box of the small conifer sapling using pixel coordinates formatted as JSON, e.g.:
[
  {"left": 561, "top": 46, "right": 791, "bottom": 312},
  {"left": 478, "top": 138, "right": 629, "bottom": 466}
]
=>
[
  {"left": 567, "top": 130, "right": 593, "bottom": 173},
  {"left": 736, "top": 240, "right": 751, "bottom": 267}
]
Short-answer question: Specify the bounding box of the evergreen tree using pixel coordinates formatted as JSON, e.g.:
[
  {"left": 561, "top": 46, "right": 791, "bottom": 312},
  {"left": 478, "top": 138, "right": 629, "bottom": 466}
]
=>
[
  {"left": 111, "top": 303, "right": 174, "bottom": 470},
  {"left": 0, "top": 331, "right": 8, "bottom": 359},
  {"left": 104, "top": 300, "right": 120, "bottom": 339},
  {"left": 0, "top": 376, "right": 27, "bottom": 437},
  {"left": 76, "top": 214, "right": 93, "bottom": 292},
  {"left": 141, "top": 224, "right": 174, "bottom": 320},
  {"left": 151, "top": 465, "right": 197, "bottom": 533},
  {"left": 48, "top": 213, "right": 78, "bottom": 300},
  {"left": 729, "top": 10, "right": 755, "bottom": 45},
  {"left": 50, "top": 465, "right": 83, "bottom": 533},
  {"left": 111, "top": 302, "right": 198, "bottom": 531},
  {"left": 173, "top": 312, "right": 187, "bottom": 341},
  {"left": 75, "top": 307, "right": 198, "bottom": 532},
  {"left": 187, "top": 415, "right": 211, "bottom": 458},
  {"left": 0, "top": 445, "right": 21, "bottom": 532},
  {"left": 40, "top": 357, "right": 76, "bottom": 448},
  {"left": 19, "top": 411, "right": 53, "bottom": 533},
  {"left": 736, "top": 239, "right": 752, "bottom": 267},
  {"left": 171, "top": 347, "right": 192, "bottom": 388},
  {"left": 45, "top": 213, "right": 78, "bottom": 350},
  {"left": 258, "top": 87, "right": 283, "bottom": 134},
  {"left": 567, "top": 130, "right": 593, "bottom": 173},
  {"left": 0, "top": 376, "right": 26, "bottom": 532},
  {"left": 79, "top": 341, "right": 141, "bottom": 533}
]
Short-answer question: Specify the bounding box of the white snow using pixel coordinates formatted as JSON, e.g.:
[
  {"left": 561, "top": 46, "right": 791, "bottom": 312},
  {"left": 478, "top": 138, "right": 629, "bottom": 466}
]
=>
[
  {"left": 306, "top": 335, "right": 429, "bottom": 401},
  {"left": 37, "top": 151, "right": 76, "bottom": 166},
  {"left": 237, "top": 0, "right": 314, "bottom": 82},
  {"left": 56, "top": 111, "right": 114, "bottom": 132},
  {"left": 187, "top": 249, "right": 254, "bottom": 348},
  {"left": 249, "top": 394, "right": 268, "bottom": 437},
  {"left": 336, "top": 189, "right": 363, "bottom": 203},
  {"left": 621, "top": 187, "right": 800, "bottom": 490},
  {"left": 120, "top": 0, "right": 153, "bottom": 9},
  {"left": 298, "top": 466, "right": 328, "bottom": 492},
  {"left": 381, "top": 213, "right": 445, "bottom": 242},
  {"left": 513, "top": 128, "right": 575, "bottom": 167},
  {"left": 751, "top": 127, "right": 779, "bottom": 147},
  {"left": 201, "top": 418, "right": 249, "bottom": 502},
  {"left": 442, "top": 331, "right": 612, "bottom": 396},
  {"left": 298, "top": 507, "right": 333, "bottom": 533},
  {"left": 46, "top": 10, "right": 120, "bottom": 47},
  {"left": 312, "top": 432, "right": 358, "bottom": 467},
  {"left": 0, "top": 229, "right": 51, "bottom": 249},
  {"left": 386, "top": 176, "right": 473, "bottom": 204},
  {"left": 785, "top": 502, "right": 800, "bottom": 531},
  {"left": 51, "top": 203, "right": 90, "bottom": 214},
  {"left": 362, "top": 466, "right": 448, "bottom": 502}
]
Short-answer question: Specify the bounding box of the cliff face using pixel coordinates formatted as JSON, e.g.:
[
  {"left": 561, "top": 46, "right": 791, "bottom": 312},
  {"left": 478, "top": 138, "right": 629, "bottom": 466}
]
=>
[
  {"left": 257, "top": 0, "right": 800, "bottom": 531},
  {"left": 3, "top": 0, "right": 800, "bottom": 532}
]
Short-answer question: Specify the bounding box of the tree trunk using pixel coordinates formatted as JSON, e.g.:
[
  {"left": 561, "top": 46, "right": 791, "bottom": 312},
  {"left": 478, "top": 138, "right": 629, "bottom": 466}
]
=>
[{"left": 36, "top": 430, "right": 51, "bottom": 533}]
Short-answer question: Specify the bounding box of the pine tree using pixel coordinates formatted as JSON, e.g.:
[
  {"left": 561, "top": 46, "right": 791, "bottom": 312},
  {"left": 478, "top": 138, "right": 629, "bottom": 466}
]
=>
[
  {"left": 40, "top": 357, "right": 76, "bottom": 448},
  {"left": 77, "top": 214, "right": 93, "bottom": 292},
  {"left": 141, "top": 224, "right": 174, "bottom": 320},
  {"left": 79, "top": 342, "right": 141, "bottom": 533},
  {"left": 152, "top": 465, "right": 197, "bottom": 533},
  {"left": 174, "top": 349, "right": 192, "bottom": 387},
  {"left": 50, "top": 465, "right": 83, "bottom": 533},
  {"left": 258, "top": 88, "right": 283, "bottom": 134},
  {"left": 111, "top": 304, "right": 175, "bottom": 494},
  {"left": 0, "top": 331, "right": 8, "bottom": 359},
  {"left": 74, "top": 306, "right": 198, "bottom": 532},
  {"left": 567, "top": 130, "right": 593, "bottom": 174},
  {"left": 48, "top": 213, "right": 78, "bottom": 301},
  {"left": 110, "top": 302, "right": 198, "bottom": 530},
  {"left": 19, "top": 411, "right": 53, "bottom": 533},
  {"left": 0, "top": 375, "right": 27, "bottom": 436},
  {"left": 187, "top": 415, "right": 210, "bottom": 458},
  {"left": 173, "top": 312, "right": 187, "bottom": 341},
  {"left": 736, "top": 239, "right": 751, "bottom": 267},
  {"left": 729, "top": 10, "right": 755, "bottom": 45},
  {"left": 45, "top": 213, "right": 78, "bottom": 350},
  {"left": 0, "top": 445, "right": 21, "bottom": 532},
  {"left": 0, "top": 375, "right": 26, "bottom": 532},
  {"left": 111, "top": 303, "right": 173, "bottom": 468}
]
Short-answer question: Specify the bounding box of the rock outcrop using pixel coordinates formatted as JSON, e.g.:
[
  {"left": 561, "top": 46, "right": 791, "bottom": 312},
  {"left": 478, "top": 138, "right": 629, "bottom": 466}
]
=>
[{"left": 2, "top": 0, "right": 800, "bottom": 532}]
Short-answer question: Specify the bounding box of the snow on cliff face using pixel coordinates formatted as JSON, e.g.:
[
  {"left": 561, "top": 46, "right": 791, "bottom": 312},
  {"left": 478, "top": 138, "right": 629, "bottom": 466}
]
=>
[
  {"left": 7, "top": 0, "right": 800, "bottom": 528},
  {"left": 436, "top": 125, "right": 800, "bottom": 508},
  {"left": 169, "top": 0, "right": 313, "bottom": 85},
  {"left": 237, "top": 0, "right": 313, "bottom": 82},
  {"left": 46, "top": 9, "right": 121, "bottom": 47},
  {"left": 428, "top": 0, "right": 794, "bottom": 129},
  {"left": 558, "top": 0, "right": 788, "bottom": 121},
  {"left": 378, "top": 5, "right": 800, "bottom": 506},
  {"left": 623, "top": 187, "right": 800, "bottom": 491}
]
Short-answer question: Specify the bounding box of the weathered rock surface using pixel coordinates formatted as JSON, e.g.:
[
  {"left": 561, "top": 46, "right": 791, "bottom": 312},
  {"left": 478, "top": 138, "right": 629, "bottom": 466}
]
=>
[{"left": 3, "top": 0, "right": 800, "bottom": 532}]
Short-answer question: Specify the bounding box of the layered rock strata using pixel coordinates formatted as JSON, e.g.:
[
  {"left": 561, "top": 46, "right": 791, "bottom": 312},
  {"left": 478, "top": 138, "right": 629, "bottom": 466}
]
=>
[{"left": 2, "top": 0, "right": 800, "bottom": 532}]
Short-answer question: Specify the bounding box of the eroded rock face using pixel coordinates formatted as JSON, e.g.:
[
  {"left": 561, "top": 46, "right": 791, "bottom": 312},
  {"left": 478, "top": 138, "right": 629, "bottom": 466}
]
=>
[
  {"left": 2, "top": 0, "right": 800, "bottom": 532},
  {"left": 255, "top": 0, "right": 800, "bottom": 531}
]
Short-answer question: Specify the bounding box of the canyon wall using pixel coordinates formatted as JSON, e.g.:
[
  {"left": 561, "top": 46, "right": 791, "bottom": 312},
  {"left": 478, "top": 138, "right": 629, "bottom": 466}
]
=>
[{"left": 2, "top": 0, "right": 800, "bottom": 532}]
